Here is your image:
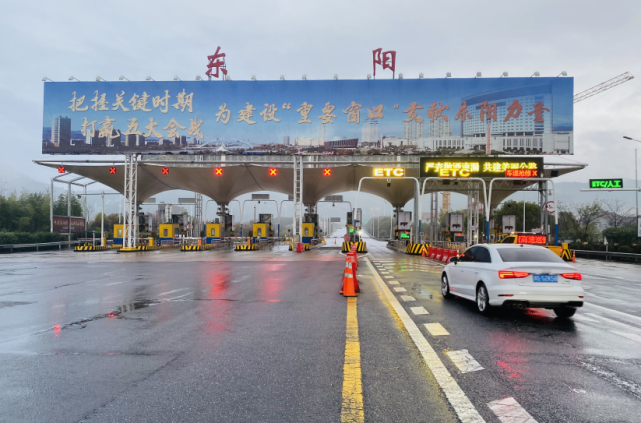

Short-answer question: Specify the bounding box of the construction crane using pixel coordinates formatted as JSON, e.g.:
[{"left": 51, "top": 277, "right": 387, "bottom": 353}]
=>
[{"left": 573, "top": 72, "right": 635, "bottom": 103}]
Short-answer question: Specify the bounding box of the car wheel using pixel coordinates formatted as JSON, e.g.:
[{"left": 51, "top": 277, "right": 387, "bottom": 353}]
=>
[
  {"left": 441, "top": 274, "right": 451, "bottom": 298},
  {"left": 553, "top": 307, "right": 576, "bottom": 318},
  {"left": 476, "top": 283, "right": 491, "bottom": 315}
]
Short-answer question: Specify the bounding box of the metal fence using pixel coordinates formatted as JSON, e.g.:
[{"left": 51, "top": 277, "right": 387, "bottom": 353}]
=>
[
  {"left": 574, "top": 249, "right": 641, "bottom": 264},
  {"left": 0, "top": 240, "right": 85, "bottom": 253}
]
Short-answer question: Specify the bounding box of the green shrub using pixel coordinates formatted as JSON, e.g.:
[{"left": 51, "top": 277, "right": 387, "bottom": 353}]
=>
[
  {"left": 618, "top": 246, "right": 633, "bottom": 254},
  {"left": 0, "top": 232, "right": 67, "bottom": 245},
  {"left": 581, "top": 245, "right": 594, "bottom": 251}
]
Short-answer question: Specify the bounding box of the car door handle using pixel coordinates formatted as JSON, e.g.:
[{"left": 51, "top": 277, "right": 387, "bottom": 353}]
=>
[{"left": 474, "top": 271, "right": 479, "bottom": 274}]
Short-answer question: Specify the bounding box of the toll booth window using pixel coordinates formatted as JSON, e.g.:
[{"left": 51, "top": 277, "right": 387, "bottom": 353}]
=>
[
  {"left": 257, "top": 228, "right": 262, "bottom": 237},
  {"left": 118, "top": 229, "right": 122, "bottom": 237},
  {"left": 501, "top": 236, "right": 516, "bottom": 244},
  {"left": 304, "top": 228, "right": 309, "bottom": 236},
  {"left": 163, "top": 228, "right": 168, "bottom": 237},
  {"left": 210, "top": 228, "right": 216, "bottom": 236}
]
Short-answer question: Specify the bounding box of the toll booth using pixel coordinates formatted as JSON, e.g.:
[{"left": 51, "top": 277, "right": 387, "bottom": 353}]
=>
[
  {"left": 394, "top": 210, "right": 411, "bottom": 241},
  {"left": 252, "top": 214, "right": 273, "bottom": 241},
  {"left": 205, "top": 220, "right": 221, "bottom": 244},
  {"left": 113, "top": 224, "right": 124, "bottom": 246},
  {"left": 159, "top": 223, "right": 180, "bottom": 244},
  {"left": 302, "top": 213, "right": 319, "bottom": 245},
  {"left": 345, "top": 211, "right": 356, "bottom": 242}
]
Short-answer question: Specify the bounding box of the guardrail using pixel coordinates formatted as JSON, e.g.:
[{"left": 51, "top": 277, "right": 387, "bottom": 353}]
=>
[
  {"left": 0, "top": 240, "right": 85, "bottom": 253},
  {"left": 574, "top": 249, "right": 641, "bottom": 264}
]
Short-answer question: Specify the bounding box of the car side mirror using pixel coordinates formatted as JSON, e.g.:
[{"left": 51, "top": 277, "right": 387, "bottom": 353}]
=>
[{"left": 449, "top": 256, "right": 458, "bottom": 264}]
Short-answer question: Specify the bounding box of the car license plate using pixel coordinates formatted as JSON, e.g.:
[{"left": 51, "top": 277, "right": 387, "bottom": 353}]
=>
[{"left": 533, "top": 274, "right": 558, "bottom": 283}]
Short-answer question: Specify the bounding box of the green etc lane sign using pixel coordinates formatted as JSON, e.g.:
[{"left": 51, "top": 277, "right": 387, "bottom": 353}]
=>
[{"left": 589, "top": 178, "right": 623, "bottom": 189}]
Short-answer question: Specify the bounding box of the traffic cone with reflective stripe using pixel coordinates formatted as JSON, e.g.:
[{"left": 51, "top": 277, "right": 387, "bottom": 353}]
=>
[
  {"left": 347, "top": 254, "right": 360, "bottom": 292},
  {"left": 572, "top": 250, "right": 576, "bottom": 263},
  {"left": 340, "top": 260, "right": 358, "bottom": 297}
]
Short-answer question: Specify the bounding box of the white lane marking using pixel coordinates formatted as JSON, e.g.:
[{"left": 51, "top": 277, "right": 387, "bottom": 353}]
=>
[
  {"left": 572, "top": 314, "right": 599, "bottom": 323},
  {"left": 366, "top": 259, "right": 485, "bottom": 423},
  {"left": 384, "top": 276, "right": 393, "bottom": 279},
  {"left": 583, "top": 313, "right": 641, "bottom": 332},
  {"left": 167, "top": 292, "right": 193, "bottom": 300},
  {"left": 380, "top": 271, "right": 390, "bottom": 274},
  {"left": 106, "top": 281, "right": 124, "bottom": 286},
  {"left": 447, "top": 350, "right": 484, "bottom": 373},
  {"left": 388, "top": 280, "right": 400, "bottom": 285},
  {"left": 157, "top": 288, "right": 188, "bottom": 297},
  {"left": 487, "top": 397, "right": 537, "bottom": 423},
  {"left": 611, "top": 331, "right": 641, "bottom": 344},
  {"left": 393, "top": 287, "right": 407, "bottom": 292},
  {"left": 410, "top": 306, "right": 429, "bottom": 315},
  {"left": 584, "top": 302, "right": 641, "bottom": 325},
  {"left": 400, "top": 295, "right": 416, "bottom": 302},
  {"left": 424, "top": 323, "right": 450, "bottom": 336}
]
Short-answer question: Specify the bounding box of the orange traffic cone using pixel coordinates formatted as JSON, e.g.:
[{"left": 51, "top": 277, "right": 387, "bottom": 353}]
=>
[
  {"left": 572, "top": 250, "right": 576, "bottom": 263},
  {"left": 334, "top": 239, "right": 336, "bottom": 244},
  {"left": 340, "top": 260, "right": 358, "bottom": 297}
]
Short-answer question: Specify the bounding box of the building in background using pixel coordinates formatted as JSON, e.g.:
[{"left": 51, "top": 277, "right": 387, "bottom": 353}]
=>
[
  {"left": 402, "top": 119, "right": 424, "bottom": 145},
  {"left": 283, "top": 135, "right": 290, "bottom": 146},
  {"left": 51, "top": 116, "right": 71, "bottom": 147},
  {"left": 324, "top": 138, "right": 358, "bottom": 149},
  {"left": 362, "top": 120, "right": 378, "bottom": 145},
  {"left": 428, "top": 117, "right": 451, "bottom": 137}
]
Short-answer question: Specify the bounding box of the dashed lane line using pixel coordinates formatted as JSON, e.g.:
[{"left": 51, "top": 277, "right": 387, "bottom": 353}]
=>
[
  {"left": 365, "top": 258, "right": 485, "bottom": 423},
  {"left": 446, "top": 350, "right": 484, "bottom": 373},
  {"left": 384, "top": 276, "right": 394, "bottom": 279},
  {"left": 400, "top": 295, "right": 416, "bottom": 302},
  {"left": 340, "top": 297, "right": 364, "bottom": 423},
  {"left": 410, "top": 306, "right": 429, "bottom": 315},
  {"left": 487, "top": 397, "right": 537, "bottom": 423},
  {"left": 393, "top": 287, "right": 407, "bottom": 292},
  {"left": 388, "top": 281, "right": 399, "bottom": 285},
  {"left": 424, "top": 323, "right": 450, "bottom": 336}
]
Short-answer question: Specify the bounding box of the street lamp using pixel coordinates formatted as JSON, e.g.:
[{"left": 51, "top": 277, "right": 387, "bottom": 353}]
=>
[{"left": 623, "top": 136, "right": 640, "bottom": 234}]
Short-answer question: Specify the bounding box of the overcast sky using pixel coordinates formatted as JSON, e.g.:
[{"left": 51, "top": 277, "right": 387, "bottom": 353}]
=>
[{"left": 1, "top": 0, "right": 641, "bottom": 191}]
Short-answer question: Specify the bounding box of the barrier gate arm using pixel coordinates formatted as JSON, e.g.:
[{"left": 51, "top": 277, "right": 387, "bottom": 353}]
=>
[
  {"left": 419, "top": 177, "right": 488, "bottom": 245},
  {"left": 355, "top": 176, "right": 421, "bottom": 244},
  {"left": 487, "top": 177, "right": 558, "bottom": 246}
]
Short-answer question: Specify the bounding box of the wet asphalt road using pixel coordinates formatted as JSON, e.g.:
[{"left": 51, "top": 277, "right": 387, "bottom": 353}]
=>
[{"left": 0, "top": 234, "right": 640, "bottom": 422}]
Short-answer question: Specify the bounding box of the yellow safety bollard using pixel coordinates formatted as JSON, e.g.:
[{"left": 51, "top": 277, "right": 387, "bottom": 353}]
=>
[
  {"left": 148, "top": 237, "right": 154, "bottom": 247},
  {"left": 101, "top": 237, "right": 106, "bottom": 247}
]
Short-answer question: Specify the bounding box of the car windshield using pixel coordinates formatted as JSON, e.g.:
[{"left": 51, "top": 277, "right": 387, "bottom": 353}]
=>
[{"left": 497, "top": 247, "right": 565, "bottom": 263}]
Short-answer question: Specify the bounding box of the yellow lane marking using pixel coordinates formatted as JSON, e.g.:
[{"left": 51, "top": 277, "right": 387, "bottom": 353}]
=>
[{"left": 341, "top": 297, "right": 364, "bottom": 423}]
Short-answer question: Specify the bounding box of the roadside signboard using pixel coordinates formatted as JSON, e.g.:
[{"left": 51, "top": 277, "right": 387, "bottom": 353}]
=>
[
  {"left": 502, "top": 215, "right": 516, "bottom": 233},
  {"left": 446, "top": 213, "right": 464, "bottom": 232},
  {"left": 52, "top": 216, "right": 85, "bottom": 233},
  {"left": 42, "top": 78, "right": 573, "bottom": 155},
  {"left": 589, "top": 178, "right": 623, "bottom": 189},
  {"left": 545, "top": 201, "right": 556, "bottom": 214},
  {"left": 398, "top": 211, "right": 412, "bottom": 231}
]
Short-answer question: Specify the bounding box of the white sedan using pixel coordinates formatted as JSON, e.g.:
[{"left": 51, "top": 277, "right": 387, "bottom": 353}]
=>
[{"left": 441, "top": 244, "right": 584, "bottom": 318}]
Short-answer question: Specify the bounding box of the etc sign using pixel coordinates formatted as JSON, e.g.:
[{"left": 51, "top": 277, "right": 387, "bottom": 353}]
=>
[{"left": 374, "top": 168, "right": 405, "bottom": 177}]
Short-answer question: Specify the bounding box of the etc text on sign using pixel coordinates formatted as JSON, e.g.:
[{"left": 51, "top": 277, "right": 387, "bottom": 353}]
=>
[
  {"left": 420, "top": 157, "right": 543, "bottom": 178},
  {"left": 42, "top": 78, "right": 574, "bottom": 155},
  {"left": 589, "top": 179, "right": 623, "bottom": 189},
  {"left": 374, "top": 167, "right": 405, "bottom": 177}
]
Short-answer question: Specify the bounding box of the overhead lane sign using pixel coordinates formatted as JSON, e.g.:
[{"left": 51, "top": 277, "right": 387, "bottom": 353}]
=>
[
  {"left": 589, "top": 179, "right": 623, "bottom": 189},
  {"left": 420, "top": 157, "right": 543, "bottom": 178}
]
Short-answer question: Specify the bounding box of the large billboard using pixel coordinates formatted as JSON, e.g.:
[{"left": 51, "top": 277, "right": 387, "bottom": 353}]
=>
[{"left": 42, "top": 78, "right": 573, "bottom": 155}]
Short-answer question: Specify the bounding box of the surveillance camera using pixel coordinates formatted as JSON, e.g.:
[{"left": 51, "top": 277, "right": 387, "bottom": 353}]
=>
[{"left": 387, "top": 178, "right": 391, "bottom": 187}]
